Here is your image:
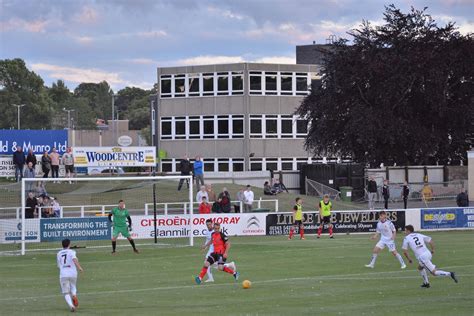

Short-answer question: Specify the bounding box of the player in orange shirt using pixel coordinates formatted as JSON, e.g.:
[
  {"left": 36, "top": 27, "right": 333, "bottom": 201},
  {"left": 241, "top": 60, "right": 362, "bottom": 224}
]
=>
[{"left": 195, "top": 222, "right": 239, "bottom": 284}]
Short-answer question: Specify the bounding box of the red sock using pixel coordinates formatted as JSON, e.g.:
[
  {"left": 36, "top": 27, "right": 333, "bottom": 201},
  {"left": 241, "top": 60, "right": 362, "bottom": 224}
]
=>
[
  {"left": 199, "top": 266, "right": 208, "bottom": 279},
  {"left": 317, "top": 227, "right": 322, "bottom": 237},
  {"left": 289, "top": 227, "right": 294, "bottom": 239},
  {"left": 223, "top": 267, "right": 234, "bottom": 274},
  {"left": 300, "top": 227, "right": 304, "bottom": 238},
  {"left": 329, "top": 226, "right": 333, "bottom": 236}
]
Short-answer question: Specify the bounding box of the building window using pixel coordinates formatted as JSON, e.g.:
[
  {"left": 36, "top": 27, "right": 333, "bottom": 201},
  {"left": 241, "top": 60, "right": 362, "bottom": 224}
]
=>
[
  {"left": 161, "top": 159, "right": 173, "bottom": 172},
  {"left": 281, "top": 115, "right": 293, "bottom": 138},
  {"left": 232, "top": 115, "right": 244, "bottom": 138},
  {"left": 296, "top": 73, "right": 309, "bottom": 95},
  {"left": 217, "top": 116, "right": 229, "bottom": 138},
  {"left": 232, "top": 158, "right": 244, "bottom": 172},
  {"left": 204, "top": 158, "right": 215, "bottom": 172},
  {"left": 265, "top": 72, "right": 277, "bottom": 95},
  {"left": 250, "top": 158, "right": 263, "bottom": 171},
  {"left": 265, "top": 158, "right": 278, "bottom": 171},
  {"left": 296, "top": 118, "right": 308, "bottom": 136},
  {"left": 188, "top": 74, "right": 200, "bottom": 96},
  {"left": 203, "top": 116, "right": 214, "bottom": 139},
  {"left": 218, "top": 158, "right": 229, "bottom": 172},
  {"left": 217, "top": 72, "right": 229, "bottom": 96},
  {"left": 250, "top": 115, "right": 263, "bottom": 138},
  {"left": 280, "top": 72, "right": 293, "bottom": 95},
  {"left": 203, "top": 73, "right": 214, "bottom": 96},
  {"left": 232, "top": 72, "right": 243, "bottom": 95},
  {"left": 281, "top": 158, "right": 294, "bottom": 170},
  {"left": 161, "top": 118, "right": 172, "bottom": 140},
  {"left": 160, "top": 75, "right": 172, "bottom": 98},
  {"left": 296, "top": 158, "right": 309, "bottom": 170},
  {"left": 175, "top": 117, "right": 186, "bottom": 139},
  {"left": 249, "top": 71, "right": 262, "bottom": 95},
  {"left": 174, "top": 74, "right": 185, "bottom": 97},
  {"left": 189, "top": 116, "right": 200, "bottom": 139},
  {"left": 265, "top": 115, "right": 278, "bottom": 138}
]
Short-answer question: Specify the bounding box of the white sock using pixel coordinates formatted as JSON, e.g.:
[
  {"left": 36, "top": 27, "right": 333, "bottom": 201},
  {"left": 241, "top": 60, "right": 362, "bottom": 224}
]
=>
[
  {"left": 434, "top": 270, "right": 451, "bottom": 277},
  {"left": 369, "top": 254, "right": 378, "bottom": 265},
  {"left": 420, "top": 269, "right": 429, "bottom": 284},
  {"left": 206, "top": 267, "right": 214, "bottom": 279},
  {"left": 64, "top": 294, "right": 73, "bottom": 308},
  {"left": 71, "top": 285, "right": 77, "bottom": 296},
  {"left": 395, "top": 254, "right": 405, "bottom": 265}
]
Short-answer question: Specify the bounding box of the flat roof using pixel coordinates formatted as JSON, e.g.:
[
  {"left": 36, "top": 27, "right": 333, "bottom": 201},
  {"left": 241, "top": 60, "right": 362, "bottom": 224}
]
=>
[{"left": 157, "top": 62, "right": 319, "bottom": 75}]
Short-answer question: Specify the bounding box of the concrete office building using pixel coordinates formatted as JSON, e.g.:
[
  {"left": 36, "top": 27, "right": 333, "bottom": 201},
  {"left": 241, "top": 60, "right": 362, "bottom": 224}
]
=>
[{"left": 152, "top": 63, "right": 320, "bottom": 172}]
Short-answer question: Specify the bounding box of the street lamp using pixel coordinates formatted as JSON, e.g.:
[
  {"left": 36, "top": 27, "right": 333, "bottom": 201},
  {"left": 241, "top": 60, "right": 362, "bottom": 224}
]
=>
[
  {"left": 62, "top": 108, "right": 75, "bottom": 129},
  {"left": 12, "top": 104, "right": 25, "bottom": 129}
]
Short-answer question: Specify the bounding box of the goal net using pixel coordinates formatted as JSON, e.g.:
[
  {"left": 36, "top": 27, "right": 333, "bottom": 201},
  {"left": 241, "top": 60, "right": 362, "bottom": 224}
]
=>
[{"left": 0, "top": 175, "right": 194, "bottom": 255}]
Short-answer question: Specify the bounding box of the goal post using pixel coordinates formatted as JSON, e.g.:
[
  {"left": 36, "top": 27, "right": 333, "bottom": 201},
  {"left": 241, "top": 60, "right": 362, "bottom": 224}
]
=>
[{"left": 14, "top": 175, "right": 194, "bottom": 255}]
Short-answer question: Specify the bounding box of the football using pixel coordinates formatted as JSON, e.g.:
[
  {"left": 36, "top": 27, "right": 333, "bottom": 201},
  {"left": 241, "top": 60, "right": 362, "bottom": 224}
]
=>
[{"left": 242, "top": 280, "right": 252, "bottom": 289}]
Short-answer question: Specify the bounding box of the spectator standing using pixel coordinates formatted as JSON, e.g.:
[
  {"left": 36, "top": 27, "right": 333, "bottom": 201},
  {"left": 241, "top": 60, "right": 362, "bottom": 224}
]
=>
[
  {"left": 401, "top": 181, "right": 410, "bottom": 209},
  {"left": 456, "top": 190, "right": 469, "bottom": 207},
  {"left": 243, "top": 185, "right": 254, "bottom": 212},
  {"left": 264, "top": 181, "right": 276, "bottom": 195},
  {"left": 49, "top": 148, "right": 60, "bottom": 181},
  {"left": 12, "top": 146, "right": 25, "bottom": 182},
  {"left": 177, "top": 155, "right": 192, "bottom": 191},
  {"left": 23, "top": 162, "right": 36, "bottom": 192},
  {"left": 41, "top": 151, "right": 51, "bottom": 178},
  {"left": 198, "top": 196, "right": 211, "bottom": 214},
  {"left": 206, "top": 184, "right": 217, "bottom": 202},
  {"left": 62, "top": 147, "right": 75, "bottom": 182},
  {"left": 382, "top": 180, "right": 390, "bottom": 209},
  {"left": 26, "top": 148, "right": 37, "bottom": 168},
  {"left": 196, "top": 186, "right": 209, "bottom": 204},
  {"left": 234, "top": 188, "right": 245, "bottom": 213},
  {"left": 193, "top": 156, "right": 205, "bottom": 187},
  {"left": 367, "top": 177, "right": 378, "bottom": 210},
  {"left": 25, "top": 191, "right": 38, "bottom": 219},
  {"left": 218, "top": 187, "right": 231, "bottom": 213},
  {"left": 52, "top": 198, "right": 61, "bottom": 217}
]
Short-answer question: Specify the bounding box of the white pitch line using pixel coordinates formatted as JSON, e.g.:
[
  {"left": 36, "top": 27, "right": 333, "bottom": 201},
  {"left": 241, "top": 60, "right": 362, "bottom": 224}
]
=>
[
  {"left": 1, "top": 267, "right": 472, "bottom": 302},
  {"left": 0, "top": 244, "right": 371, "bottom": 268}
]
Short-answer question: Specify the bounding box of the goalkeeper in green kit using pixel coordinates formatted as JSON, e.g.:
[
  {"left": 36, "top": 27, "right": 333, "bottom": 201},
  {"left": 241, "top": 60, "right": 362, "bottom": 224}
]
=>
[{"left": 108, "top": 200, "right": 139, "bottom": 254}]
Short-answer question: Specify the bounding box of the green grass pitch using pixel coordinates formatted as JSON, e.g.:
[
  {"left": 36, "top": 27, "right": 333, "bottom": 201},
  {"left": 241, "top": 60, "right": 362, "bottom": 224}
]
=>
[{"left": 1, "top": 231, "right": 473, "bottom": 315}]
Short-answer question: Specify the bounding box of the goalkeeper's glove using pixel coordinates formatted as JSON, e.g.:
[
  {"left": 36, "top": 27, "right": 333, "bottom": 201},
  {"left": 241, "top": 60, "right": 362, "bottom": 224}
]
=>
[{"left": 128, "top": 225, "right": 132, "bottom": 232}]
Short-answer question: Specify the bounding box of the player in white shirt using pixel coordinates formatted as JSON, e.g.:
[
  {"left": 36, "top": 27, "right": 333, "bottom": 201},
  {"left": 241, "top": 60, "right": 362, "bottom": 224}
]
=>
[
  {"left": 365, "top": 211, "right": 406, "bottom": 269},
  {"left": 402, "top": 225, "right": 458, "bottom": 288},
  {"left": 57, "top": 239, "right": 84, "bottom": 312},
  {"left": 202, "top": 219, "right": 236, "bottom": 283}
]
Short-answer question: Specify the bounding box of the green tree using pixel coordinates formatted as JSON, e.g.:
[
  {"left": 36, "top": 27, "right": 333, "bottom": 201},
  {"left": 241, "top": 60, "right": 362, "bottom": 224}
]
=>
[
  {"left": 48, "top": 80, "right": 71, "bottom": 108},
  {"left": 0, "top": 58, "right": 53, "bottom": 129},
  {"left": 115, "top": 86, "right": 149, "bottom": 117},
  {"left": 73, "top": 81, "right": 113, "bottom": 121},
  {"left": 298, "top": 5, "right": 474, "bottom": 166}
]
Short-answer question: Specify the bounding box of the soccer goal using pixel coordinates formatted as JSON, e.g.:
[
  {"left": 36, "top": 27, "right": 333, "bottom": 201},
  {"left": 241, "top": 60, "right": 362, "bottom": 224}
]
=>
[{"left": 0, "top": 175, "right": 194, "bottom": 255}]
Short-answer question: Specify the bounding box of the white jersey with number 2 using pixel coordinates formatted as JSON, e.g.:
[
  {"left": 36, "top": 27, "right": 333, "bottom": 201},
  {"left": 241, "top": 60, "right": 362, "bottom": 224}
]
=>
[
  {"left": 402, "top": 233, "right": 432, "bottom": 259},
  {"left": 57, "top": 249, "right": 78, "bottom": 278}
]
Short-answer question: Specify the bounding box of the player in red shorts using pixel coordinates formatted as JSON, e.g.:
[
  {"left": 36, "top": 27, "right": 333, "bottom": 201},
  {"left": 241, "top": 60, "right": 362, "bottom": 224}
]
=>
[{"left": 195, "top": 222, "right": 239, "bottom": 284}]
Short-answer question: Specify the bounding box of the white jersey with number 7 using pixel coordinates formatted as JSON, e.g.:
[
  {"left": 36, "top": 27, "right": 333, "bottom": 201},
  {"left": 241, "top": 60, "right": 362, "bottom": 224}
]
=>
[
  {"left": 57, "top": 249, "right": 78, "bottom": 278},
  {"left": 402, "top": 233, "right": 432, "bottom": 259}
]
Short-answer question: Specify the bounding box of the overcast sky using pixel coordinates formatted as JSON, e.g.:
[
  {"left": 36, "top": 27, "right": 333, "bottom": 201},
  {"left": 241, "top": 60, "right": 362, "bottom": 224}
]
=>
[{"left": 1, "top": 0, "right": 473, "bottom": 91}]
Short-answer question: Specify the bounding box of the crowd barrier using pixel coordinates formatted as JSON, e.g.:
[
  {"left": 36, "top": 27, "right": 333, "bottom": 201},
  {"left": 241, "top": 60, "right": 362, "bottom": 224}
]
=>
[{"left": 1, "top": 207, "right": 472, "bottom": 244}]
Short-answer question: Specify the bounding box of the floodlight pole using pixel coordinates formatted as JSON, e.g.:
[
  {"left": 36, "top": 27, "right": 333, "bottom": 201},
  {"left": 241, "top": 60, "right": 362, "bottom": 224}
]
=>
[{"left": 13, "top": 104, "right": 26, "bottom": 129}]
